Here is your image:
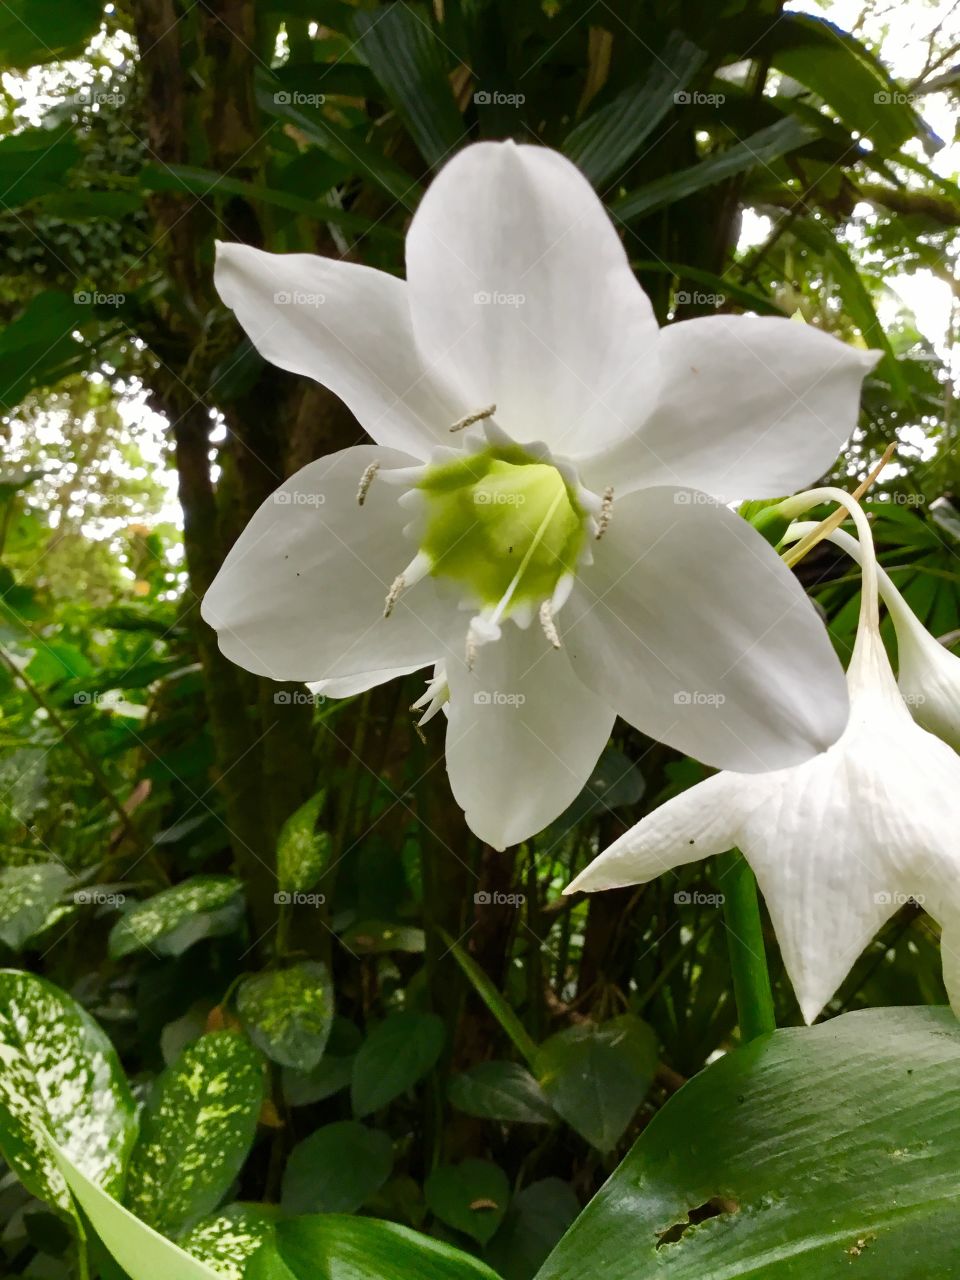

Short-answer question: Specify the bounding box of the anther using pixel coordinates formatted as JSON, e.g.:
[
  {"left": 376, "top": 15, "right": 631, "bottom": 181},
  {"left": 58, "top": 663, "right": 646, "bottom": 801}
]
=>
[
  {"left": 539, "top": 600, "right": 561, "bottom": 650},
  {"left": 595, "top": 486, "right": 614, "bottom": 540},
  {"left": 384, "top": 574, "right": 405, "bottom": 618},
  {"left": 356, "top": 462, "right": 379, "bottom": 505},
  {"left": 450, "top": 404, "right": 496, "bottom": 433}
]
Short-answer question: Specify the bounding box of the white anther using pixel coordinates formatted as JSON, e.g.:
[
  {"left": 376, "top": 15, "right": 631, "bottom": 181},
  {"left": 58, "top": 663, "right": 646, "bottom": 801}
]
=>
[
  {"left": 595, "top": 486, "right": 614, "bottom": 540},
  {"left": 384, "top": 574, "right": 405, "bottom": 618},
  {"left": 450, "top": 403, "right": 497, "bottom": 433},
  {"left": 356, "top": 462, "right": 380, "bottom": 505},
  {"left": 539, "top": 600, "right": 561, "bottom": 650}
]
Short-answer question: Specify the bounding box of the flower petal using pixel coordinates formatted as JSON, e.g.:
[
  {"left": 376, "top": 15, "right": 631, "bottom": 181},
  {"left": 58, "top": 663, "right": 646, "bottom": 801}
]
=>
[
  {"left": 405, "top": 141, "right": 659, "bottom": 458},
  {"left": 307, "top": 665, "right": 425, "bottom": 699},
  {"left": 202, "top": 445, "right": 456, "bottom": 681},
  {"left": 562, "top": 486, "right": 849, "bottom": 772},
  {"left": 582, "top": 316, "right": 879, "bottom": 501},
  {"left": 215, "top": 242, "right": 462, "bottom": 457},
  {"left": 565, "top": 771, "right": 747, "bottom": 895},
  {"left": 443, "top": 624, "right": 615, "bottom": 849}
]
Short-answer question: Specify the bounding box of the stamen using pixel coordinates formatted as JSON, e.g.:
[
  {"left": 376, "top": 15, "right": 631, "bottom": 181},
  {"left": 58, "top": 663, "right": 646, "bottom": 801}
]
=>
[
  {"left": 450, "top": 403, "right": 496, "bottom": 433},
  {"left": 356, "top": 462, "right": 379, "bottom": 505},
  {"left": 384, "top": 574, "right": 405, "bottom": 618},
  {"left": 466, "top": 631, "right": 477, "bottom": 672},
  {"left": 539, "top": 600, "right": 561, "bottom": 650},
  {"left": 595, "top": 486, "right": 614, "bottom": 540}
]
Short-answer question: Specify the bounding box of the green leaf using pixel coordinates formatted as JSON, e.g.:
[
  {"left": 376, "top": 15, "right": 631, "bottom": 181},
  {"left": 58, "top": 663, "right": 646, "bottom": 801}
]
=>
[
  {"left": 281, "top": 1121, "right": 393, "bottom": 1215},
  {"left": 564, "top": 32, "right": 705, "bottom": 186},
  {"left": 339, "top": 919, "right": 426, "bottom": 954},
  {"left": 108, "top": 875, "right": 244, "bottom": 960},
  {"left": 236, "top": 961, "right": 334, "bottom": 1071},
  {"left": 442, "top": 934, "right": 538, "bottom": 1066},
  {"left": 0, "top": 0, "right": 102, "bottom": 66},
  {"left": 0, "top": 291, "right": 90, "bottom": 411},
  {"left": 536, "top": 1007, "right": 960, "bottom": 1279},
  {"left": 0, "top": 970, "right": 136, "bottom": 1219},
  {"left": 613, "top": 116, "right": 817, "bottom": 223},
  {"left": 485, "top": 1179, "right": 579, "bottom": 1280},
  {"left": 767, "top": 13, "right": 932, "bottom": 157},
  {"left": 277, "top": 791, "right": 329, "bottom": 895},
  {"left": 534, "top": 1015, "right": 658, "bottom": 1152},
  {"left": 448, "top": 1061, "right": 554, "bottom": 1126},
  {"left": 124, "top": 1032, "right": 264, "bottom": 1238},
  {"left": 49, "top": 1140, "right": 222, "bottom": 1280},
  {"left": 275, "top": 1215, "right": 502, "bottom": 1280},
  {"left": 425, "top": 1159, "right": 510, "bottom": 1245},
  {"left": 353, "top": 4, "right": 465, "bottom": 169},
  {"left": 0, "top": 127, "right": 79, "bottom": 205},
  {"left": 0, "top": 863, "right": 73, "bottom": 949},
  {"left": 180, "top": 1204, "right": 276, "bottom": 1278},
  {"left": 34, "top": 190, "right": 144, "bottom": 220},
  {"left": 282, "top": 1016, "right": 360, "bottom": 1106},
  {"left": 351, "top": 1012, "right": 445, "bottom": 1116}
]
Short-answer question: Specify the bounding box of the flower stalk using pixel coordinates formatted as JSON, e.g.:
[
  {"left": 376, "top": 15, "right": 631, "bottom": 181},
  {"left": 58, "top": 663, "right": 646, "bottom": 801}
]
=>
[{"left": 718, "top": 849, "right": 777, "bottom": 1041}]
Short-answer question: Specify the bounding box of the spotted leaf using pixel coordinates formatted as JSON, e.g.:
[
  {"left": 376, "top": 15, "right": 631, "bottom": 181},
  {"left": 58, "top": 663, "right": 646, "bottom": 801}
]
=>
[
  {"left": 236, "top": 961, "right": 334, "bottom": 1071},
  {"left": 108, "top": 875, "right": 245, "bottom": 960}
]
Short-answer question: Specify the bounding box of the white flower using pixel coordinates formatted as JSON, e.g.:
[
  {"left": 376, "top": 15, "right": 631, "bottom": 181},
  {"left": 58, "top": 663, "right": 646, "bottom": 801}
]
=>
[
  {"left": 202, "top": 141, "right": 877, "bottom": 850},
  {"left": 566, "top": 491, "right": 960, "bottom": 1022}
]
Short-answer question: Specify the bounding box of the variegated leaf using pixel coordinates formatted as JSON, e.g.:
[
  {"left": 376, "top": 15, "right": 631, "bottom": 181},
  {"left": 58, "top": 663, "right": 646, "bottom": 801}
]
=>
[
  {"left": 236, "top": 962, "right": 333, "bottom": 1071},
  {"left": 109, "top": 875, "right": 244, "bottom": 960}
]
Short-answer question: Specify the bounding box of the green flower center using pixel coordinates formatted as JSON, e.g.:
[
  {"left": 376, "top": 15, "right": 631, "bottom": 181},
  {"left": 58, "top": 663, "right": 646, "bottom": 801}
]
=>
[{"left": 418, "top": 446, "right": 586, "bottom": 614}]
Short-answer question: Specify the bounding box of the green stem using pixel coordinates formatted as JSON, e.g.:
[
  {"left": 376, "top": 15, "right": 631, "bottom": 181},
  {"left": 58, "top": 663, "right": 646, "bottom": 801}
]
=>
[{"left": 718, "top": 850, "right": 776, "bottom": 1042}]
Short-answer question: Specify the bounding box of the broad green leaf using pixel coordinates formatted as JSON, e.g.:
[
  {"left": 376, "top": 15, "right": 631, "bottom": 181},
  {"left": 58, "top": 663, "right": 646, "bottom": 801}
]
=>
[
  {"left": 443, "top": 934, "right": 538, "bottom": 1066},
  {"left": 767, "top": 13, "right": 931, "bottom": 157},
  {"left": 448, "top": 1061, "right": 554, "bottom": 1125},
  {"left": 180, "top": 1204, "right": 276, "bottom": 1279},
  {"left": 236, "top": 961, "right": 334, "bottom": 1071},
  {"left": 425, "top": 1159, "right": 510, "bottom": 1245},
  {"left": 49, "top": 1140, "right": 222, "bottom": 1280},
  {"left": 281, "top": 1121, "right": 393, "bottom": 1215},
  {"left": 282, "top": 1016, "right": 361, "bottom": 1106},
  {"left": 275, "top": 1214, "right": 502, "bottom": 1280},
  {"left": 485, "top": 1179, "right": 579, "bottom": 1280},
  {"left": 0, "top": 863, "right": 73, "bottom": 949},
  {"left": 351, "top": 1012, "right": 445, "bottom": 1116},
  {"left": 534, "top": 1015, "right": 658, "bottom": 1152},
  {"left": 108, "top": 875, "right": 244, "bottom": 960},
  {"left": 613, "top": 116, "right": 816, "bottom": 223},
  {"left": 277, "top": 791, "right": 329, "bottom": 895},
  {"left": 536, "top": 1007, "right": 960, "bottom": 1279},
  {"left": 124, "top": 1031, "right": 264, "bottom": 1237},
  {"left": 0, "top": 291, "right": 91, "bottom": 411},
  {"left": 564, "top": 32, "right": 705, "bottom": 186},
  {"left": 0, "top": 127, "right": 78, "bottom": 204},
  {"left": 0, "top": 970, "right": 135, "bottom": 1218},
  {"left": 353, "top": 4, "right": 465, "bottom": 169},
  {"left": 0, "top": 0, "right": 102, "bottom": 66}
]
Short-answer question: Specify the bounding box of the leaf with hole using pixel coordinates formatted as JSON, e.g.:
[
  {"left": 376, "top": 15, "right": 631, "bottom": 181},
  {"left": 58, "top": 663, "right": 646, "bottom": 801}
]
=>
[
  {"left": 236, "top": 961, "right": 334, "bottom": 1071},
  {"left": 351, "top": 1012, "right": 445, "bottom": 1116},
  {"left": 536, "top": 1006, "right": 960, "bottom": 1278},
  {"left": 0, "top": 970, "right": 136, "bottom": 1220}
]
